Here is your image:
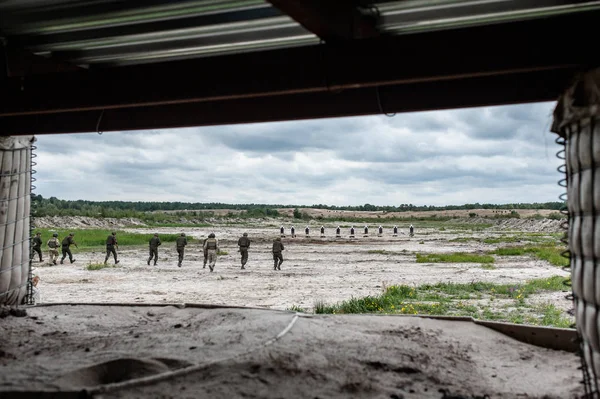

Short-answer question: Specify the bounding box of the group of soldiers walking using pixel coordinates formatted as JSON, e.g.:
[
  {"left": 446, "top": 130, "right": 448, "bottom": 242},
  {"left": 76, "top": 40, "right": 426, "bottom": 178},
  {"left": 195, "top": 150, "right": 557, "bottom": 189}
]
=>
[
  {"left": 279, "top": 224, "right": 415, "bottom": 238},
  {"left": 146, "top": 232, "right": 220, "bottom": 270},
  {"left": 33, "top": 224, "right": 414, "bottom": 271},
  {"left": 145, "top": 232, "right": 284, "bottom": 271},
  {"left": 31, "top": 232, "right": 78, "bottom": 265}
]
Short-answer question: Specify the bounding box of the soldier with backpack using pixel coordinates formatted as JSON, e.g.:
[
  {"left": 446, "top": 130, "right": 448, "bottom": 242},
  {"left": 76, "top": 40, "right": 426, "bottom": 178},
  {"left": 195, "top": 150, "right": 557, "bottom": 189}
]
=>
[
  {"left": 204, "top": 233, "right": 219, "bottom": 272},
  {"left": 60, "top": 233, "right": 77, "bottom": 264},
  {"left": 47, "top": 233, "right": 60, "bottom": 265},
  {"left": 148, "top": 233, "right": 161, "bottom": 266},
  {"left": 176, "top": 233, "right": 188, "bottom": 267},
  {"left": 104, "top": 232, "right": 119, "bottom": 265}
]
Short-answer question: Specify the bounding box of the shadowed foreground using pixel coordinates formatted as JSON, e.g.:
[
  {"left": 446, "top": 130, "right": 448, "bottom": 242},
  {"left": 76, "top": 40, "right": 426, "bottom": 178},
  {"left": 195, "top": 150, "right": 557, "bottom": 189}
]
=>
[{"left": 0, "top": 304, "right": 582, "bottom": 398}]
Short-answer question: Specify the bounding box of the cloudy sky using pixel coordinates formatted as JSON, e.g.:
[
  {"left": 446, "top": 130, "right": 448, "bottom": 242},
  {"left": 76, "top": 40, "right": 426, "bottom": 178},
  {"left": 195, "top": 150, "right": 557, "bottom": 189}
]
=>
[{"left": 35, "top": 101, "right": 562, "bottom": 207}]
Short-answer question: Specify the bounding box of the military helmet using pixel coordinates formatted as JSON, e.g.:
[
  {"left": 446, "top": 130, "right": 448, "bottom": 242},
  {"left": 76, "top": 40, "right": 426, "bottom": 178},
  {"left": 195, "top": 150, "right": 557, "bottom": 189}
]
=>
[
  {"left": 52, "top": 233, "right": 58, "bottom": 237},
  {"left": 243, "top": 233, "right": 248, "bottom": 236},
  {"left": 276, "top": 237, "right": 281, "bottom": 241},
  {"left": 154, "top": 233, "right": 159, "bottom": 236},
  {"left": 112, "top": 232, "right": 116, "bottom": 235},
  {"left": 69, "top": 233, "right": 74, "bottom": 236},
  {"left": 181, "top": 233, "right": 185, "bottom": 236},
  {"left": 209, "top": 233, "right": 215, "bottom": 238}
]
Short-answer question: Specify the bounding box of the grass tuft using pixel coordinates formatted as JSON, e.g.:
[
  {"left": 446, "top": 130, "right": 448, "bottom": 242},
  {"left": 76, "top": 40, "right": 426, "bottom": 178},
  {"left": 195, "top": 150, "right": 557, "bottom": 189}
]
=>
[
  {"left": 86, "top": 262, "right": 114, "bottom": 271},
  {"left": 416, "top": 252, "right": 495, "bottom": 264},
  {"left": 287, "top": 305, "right": 306, "bottom": 313}
]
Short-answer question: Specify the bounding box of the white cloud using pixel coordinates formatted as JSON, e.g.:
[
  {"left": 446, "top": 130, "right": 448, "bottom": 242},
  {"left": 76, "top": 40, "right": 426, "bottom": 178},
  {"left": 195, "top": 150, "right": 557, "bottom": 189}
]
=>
[{"left": 33, "top": 101, "right": 563, "bottom": 206}]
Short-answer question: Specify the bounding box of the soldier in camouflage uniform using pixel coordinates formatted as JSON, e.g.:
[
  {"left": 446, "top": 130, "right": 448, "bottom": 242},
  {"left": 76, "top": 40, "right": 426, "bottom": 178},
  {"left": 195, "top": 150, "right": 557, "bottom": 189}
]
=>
[
  {"left": 238, "top": 232, "right": 250, "bottom": 269},
  {"left": 148, "top": 233, "right": 161, "bottom": 266},
  {"left": 31, "top": 232, "right": 42, "bottom": 262},
  {"left": 272, "top": 237, "right": 285, "bottom": 271},
  {"left": 204, "top": 233, "right": 219, "bottom": 272},
  {"left": 104, "top": 232, "right": 120, "bottom": 265},
  {"left": 47, "top": 233, "right": 60, "bottom": 265},
  {"left": 176, "top": 233, "right": 187, "bottom": 267},
  {"left": 60, "top": 233, "right": 77, "bottom": 264}
]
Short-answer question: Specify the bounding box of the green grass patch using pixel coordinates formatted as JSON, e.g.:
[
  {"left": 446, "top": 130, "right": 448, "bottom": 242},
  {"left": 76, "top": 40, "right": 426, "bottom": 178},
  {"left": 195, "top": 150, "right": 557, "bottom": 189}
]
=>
[
  {"left": 36, "top": 228, "right": 186, "bottom": 250},
  {"left": 480, "top": 264, "right": 497, "bottom": 270},
  {"left": 416, "top": 252, "right": 495, "bottom": 264},
  {"left": 217, "top": 250, "right": 228, "bottom": 256},
  {"left": 491, "top": 245, "right": 568, "bottom": 267},
  {"left": 483, "top": 235, "right": 522, "bottom": 244},
  {"left": 314, "top": 276, "right": 571, "bottom": 327},
  {"left": 286, "top": 305, "right": 306, "bottom": 313},
  {"left": 85, "top": 262, "right": 115, "bottom": 271}
]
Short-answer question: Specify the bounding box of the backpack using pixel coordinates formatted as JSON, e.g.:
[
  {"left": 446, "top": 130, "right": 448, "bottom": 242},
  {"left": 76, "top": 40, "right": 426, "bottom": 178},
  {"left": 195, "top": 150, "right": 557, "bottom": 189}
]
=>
[{"left": 48, "top": 238, "right": 58, "bottom": 249}]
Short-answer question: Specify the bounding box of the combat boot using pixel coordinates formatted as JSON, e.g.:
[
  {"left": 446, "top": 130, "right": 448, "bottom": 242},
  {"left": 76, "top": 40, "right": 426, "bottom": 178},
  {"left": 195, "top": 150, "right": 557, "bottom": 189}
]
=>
[
  {"left": 70, "top": 259, "right": 76, "bottom": 263},
  {"left": 147, "top": 259, "right": 150, "bottom": 265},
  {"left": 178, "top": 262, "right": 181, "bottom": 268},
  {"left": 53, "top": 260, "right": 57, "bottom": 265},
  {"left": 115, "top": 260, "right": 120, "bottom": 265},
  {"left": 277, "top": 265, "right": 281, "bottom": 271}
]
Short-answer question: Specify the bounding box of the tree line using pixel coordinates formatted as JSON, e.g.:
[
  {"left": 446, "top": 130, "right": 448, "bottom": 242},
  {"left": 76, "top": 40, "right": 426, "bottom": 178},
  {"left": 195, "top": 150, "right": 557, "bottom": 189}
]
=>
[{"left": 32, "top": 195, "right": 563, "bottom": 218}]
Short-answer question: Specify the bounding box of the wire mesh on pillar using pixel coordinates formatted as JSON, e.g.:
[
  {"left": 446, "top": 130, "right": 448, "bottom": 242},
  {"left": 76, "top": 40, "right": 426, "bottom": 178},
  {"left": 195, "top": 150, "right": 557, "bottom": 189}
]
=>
[
  {"left": 25, "top": 139, "right": 37, "bottom": 305},
  {"left": 552, "top": 69, "right": 600, "bottom": 397},
  {"left": 0, "top": 137, "right": 34, "bottom": 307}
]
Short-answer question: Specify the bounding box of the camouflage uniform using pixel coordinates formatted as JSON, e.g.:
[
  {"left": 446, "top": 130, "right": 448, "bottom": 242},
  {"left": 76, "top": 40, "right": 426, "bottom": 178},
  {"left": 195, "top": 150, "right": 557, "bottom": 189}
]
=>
[
  {"left": 148, "top": 234, "right": 161, "bottom": 265},
  {"left": 204, "top": 234, "right": 218, "bottom": 271},
  {"left": 31, "top": 233, "right": 42, "bottom": 262},
  {"left": 104, "top": 232, "right": 119, "bottom": 264},
  {"left": 272, "top": 238, "right": 285, "bottom": 271},
  {"left": 60, "top": 234, "right": 77, "bottom": 264},
  {"left": 47, "top": 235, "right": 60, "bottom": 265},
  {"left": 176, "top": 233, "right": 187, "bottom": 267},
  {"left": 238, "top": 233, "right": 250, "bottom": 269}
]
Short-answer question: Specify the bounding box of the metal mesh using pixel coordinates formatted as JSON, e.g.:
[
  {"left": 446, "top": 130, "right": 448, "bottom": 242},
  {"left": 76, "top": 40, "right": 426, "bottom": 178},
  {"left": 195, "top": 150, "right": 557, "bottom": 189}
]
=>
[
  {"left": 0, "top": 138, "right": 34, "bottom": 307},
  {"left": 552, "top": 68, "right": 600, "bottom": 397}
]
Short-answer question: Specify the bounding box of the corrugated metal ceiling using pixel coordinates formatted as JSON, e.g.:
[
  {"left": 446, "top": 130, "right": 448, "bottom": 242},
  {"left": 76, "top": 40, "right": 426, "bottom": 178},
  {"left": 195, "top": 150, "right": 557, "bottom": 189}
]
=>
[{"left": 1, "top": 0, "right": 599, "bottom": 67}]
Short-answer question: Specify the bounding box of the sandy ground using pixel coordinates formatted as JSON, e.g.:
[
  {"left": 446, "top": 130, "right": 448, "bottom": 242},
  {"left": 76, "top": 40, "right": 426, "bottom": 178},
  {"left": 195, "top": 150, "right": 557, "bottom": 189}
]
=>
[
  {"left": 32, "top": 227, "right": 569, "bottom": 312},
  {"left": 0, "top": 305, "right": 583, "bottom": 398}
]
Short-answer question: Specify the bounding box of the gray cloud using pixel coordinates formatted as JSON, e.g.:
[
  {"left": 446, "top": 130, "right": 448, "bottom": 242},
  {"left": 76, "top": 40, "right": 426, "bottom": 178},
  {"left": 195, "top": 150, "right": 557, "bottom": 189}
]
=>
[{"left": 33, "top": 102, "right": 563, "bottom": 206}]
